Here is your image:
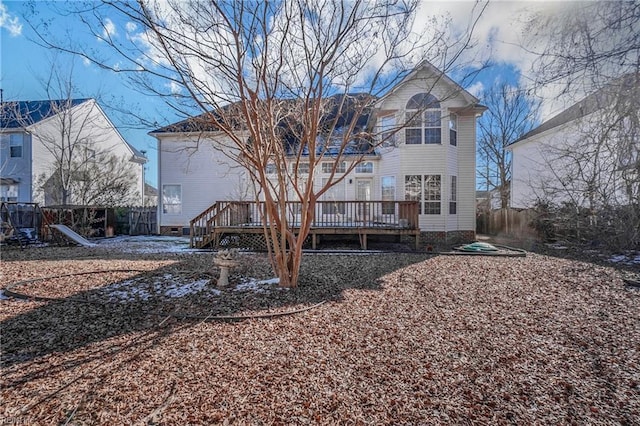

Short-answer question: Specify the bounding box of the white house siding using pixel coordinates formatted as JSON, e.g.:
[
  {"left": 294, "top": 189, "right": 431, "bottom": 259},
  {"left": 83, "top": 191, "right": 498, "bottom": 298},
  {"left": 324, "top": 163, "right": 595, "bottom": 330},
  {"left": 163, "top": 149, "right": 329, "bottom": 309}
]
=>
[
  {"left": 0, "top": 132, "right": 33, "bottom": 202},
  {"left": 374, "top": 68, "right": 477, "bottom": 235},
  {"left": 509, "top": 112, "right": 625, "bottom": 209},
  {"left": 454, "top": 113, "right": 477, "bottom": 233},
  {"left": 29, "top": 100, "right": 143, "bottom": 205},
  {"left": 155, "top": 63, "right": 481, "bottom": 239},
  {"left": 157, "top": 134, "right": 245, "bottom": 232}
]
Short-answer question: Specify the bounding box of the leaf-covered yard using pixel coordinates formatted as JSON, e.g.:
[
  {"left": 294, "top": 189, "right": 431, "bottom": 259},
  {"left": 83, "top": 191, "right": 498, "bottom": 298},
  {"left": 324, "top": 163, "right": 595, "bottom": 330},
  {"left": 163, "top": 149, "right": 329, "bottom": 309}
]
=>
[{"left": 1, "top": 241, "right": 639, "bottom": 424}]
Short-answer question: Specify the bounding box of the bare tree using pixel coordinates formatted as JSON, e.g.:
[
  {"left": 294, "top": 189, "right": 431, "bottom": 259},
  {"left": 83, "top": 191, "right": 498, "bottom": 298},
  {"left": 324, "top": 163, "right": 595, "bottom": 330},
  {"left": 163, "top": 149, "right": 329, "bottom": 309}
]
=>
[
  {"left": 477, "top": 82, "right": 539, "bottom": 209},
  {"left": 523, "top": 2, "right": 640, "bottom": 248},
  {"left": 3, "top": 61, "right": 140, "bottom": 207},
  {"left": 531, "top": 75, "right": 640, "bottom": 248},
  {"left": 525, "top": 1, "right": 639, "bottom": 95},
  {"left": 30, "top": 0, "right": 486, "bottom": 287}
]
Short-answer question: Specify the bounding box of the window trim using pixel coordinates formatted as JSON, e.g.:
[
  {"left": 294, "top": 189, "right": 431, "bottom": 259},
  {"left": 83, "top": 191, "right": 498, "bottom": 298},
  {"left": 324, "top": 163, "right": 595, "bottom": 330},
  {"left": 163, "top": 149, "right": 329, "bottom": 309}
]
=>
[
  {"left": 9, "top": 134, "right": 23, "bottom": 158},
  {"left": 381, "top": 176, "right": 396, "bottom": 215},
  {"left": 449, "top": 175, "right": 457, "bottom": 215},
  {"left": 404, "top": 93, "right": 441, "bottom": 145},
  {"left": 322, "top": 161, "right": 346, "bottom": 174},
  {"left": 0, "top": 183, "right": 18, "bottom": 202},
  {"left": 162, "top": 184, "right": 182, "bottom": 215},
  {"left": 378, "top": 114, "right": 396, "bottom": 146},
  {"left": 355, "top": 161, "right": 374, "bottom": 173},
  {"left": 449, "top": 114, "right": 458, "bottom": 147},
  {"left": 405, "top": 174, "right": 441, "bottom": 215}
]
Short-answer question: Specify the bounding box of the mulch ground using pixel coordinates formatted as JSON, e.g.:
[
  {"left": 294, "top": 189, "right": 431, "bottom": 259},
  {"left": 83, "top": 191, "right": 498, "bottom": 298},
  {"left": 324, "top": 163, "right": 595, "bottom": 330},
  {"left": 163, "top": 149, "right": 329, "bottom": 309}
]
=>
[{"left": 1, "top": 245, "right": 639, "bottom": 425}]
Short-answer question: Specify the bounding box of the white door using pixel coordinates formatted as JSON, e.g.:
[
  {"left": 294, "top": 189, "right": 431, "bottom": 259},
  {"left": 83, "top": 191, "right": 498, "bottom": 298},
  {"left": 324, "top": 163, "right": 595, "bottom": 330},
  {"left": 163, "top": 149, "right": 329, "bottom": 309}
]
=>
[{"left": 356, "top": 178, "right": 372, "bottom": 221}]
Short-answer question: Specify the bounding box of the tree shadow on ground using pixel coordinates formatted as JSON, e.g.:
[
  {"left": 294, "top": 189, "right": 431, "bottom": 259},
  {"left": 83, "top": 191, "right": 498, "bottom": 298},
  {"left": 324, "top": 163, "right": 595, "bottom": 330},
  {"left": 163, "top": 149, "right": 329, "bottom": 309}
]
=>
[{"left": 0, "top": 251, "right": 430, "bottom": 372}]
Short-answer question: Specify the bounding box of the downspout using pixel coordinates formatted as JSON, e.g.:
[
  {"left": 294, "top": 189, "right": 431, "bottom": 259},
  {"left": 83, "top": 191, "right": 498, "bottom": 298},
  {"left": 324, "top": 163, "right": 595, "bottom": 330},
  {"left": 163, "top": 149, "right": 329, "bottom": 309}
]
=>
[{"left": 156, "top": 138, "right": 161, "bottom": 234}]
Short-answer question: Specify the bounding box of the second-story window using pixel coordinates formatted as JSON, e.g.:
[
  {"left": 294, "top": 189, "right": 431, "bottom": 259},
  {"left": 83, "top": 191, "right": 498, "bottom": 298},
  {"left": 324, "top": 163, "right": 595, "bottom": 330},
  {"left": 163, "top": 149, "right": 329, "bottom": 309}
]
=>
[
  {"left": 10, "top": 134, "right": 23, "bottom": 158},
  {"left": 405, "top": 93, "right": 441, "bottom": 144},
  {"left": 378, "top": 114, "right": 396, "bottom": 146},
  {"left": 449, "top": 114, "right": 458, "bottom": 146}
]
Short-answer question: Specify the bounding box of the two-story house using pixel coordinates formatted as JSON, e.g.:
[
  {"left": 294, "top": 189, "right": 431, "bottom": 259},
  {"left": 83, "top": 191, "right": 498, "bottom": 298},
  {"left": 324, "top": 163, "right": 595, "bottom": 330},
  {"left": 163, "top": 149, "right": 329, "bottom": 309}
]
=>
[
  {"left": 0, "top": 98, "right": 147, "bottom": 206},
  {"left": 508, "top": 74, "right": 639, "bottom": 210},
  {"left": 151, "top": 61, "right": 486, "bottom": 247}
]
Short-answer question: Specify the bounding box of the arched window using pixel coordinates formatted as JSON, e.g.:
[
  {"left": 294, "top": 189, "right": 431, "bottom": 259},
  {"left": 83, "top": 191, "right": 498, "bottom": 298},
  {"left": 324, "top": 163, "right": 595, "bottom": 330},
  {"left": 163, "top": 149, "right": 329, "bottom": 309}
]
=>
[{"left": 405, "top": 93, "right": 441, "bottom": 144}]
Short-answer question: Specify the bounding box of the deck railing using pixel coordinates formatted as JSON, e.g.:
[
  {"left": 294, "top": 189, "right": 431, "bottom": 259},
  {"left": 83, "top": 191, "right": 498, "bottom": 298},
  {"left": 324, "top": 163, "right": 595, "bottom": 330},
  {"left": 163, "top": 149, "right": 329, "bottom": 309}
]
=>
[{"left": 190, "top": 200, "right": 419, "bottom": 248}]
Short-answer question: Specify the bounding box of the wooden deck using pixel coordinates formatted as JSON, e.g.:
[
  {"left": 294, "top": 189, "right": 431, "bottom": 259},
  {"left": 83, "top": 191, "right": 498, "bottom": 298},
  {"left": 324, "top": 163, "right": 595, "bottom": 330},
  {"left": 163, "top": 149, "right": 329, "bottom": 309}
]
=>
[{"left": 190, "top": 201, "right": 420, "bottom": 250}]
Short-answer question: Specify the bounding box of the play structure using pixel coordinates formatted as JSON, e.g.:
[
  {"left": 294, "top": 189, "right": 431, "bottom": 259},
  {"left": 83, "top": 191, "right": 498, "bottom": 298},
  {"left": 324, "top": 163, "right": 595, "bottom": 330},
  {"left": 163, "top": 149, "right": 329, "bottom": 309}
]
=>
[
  {"left": 0, "top": 202, "right": 53, "bottom": 248},
  {"left": 48, "top": 224, "right": 97, "bottom": 247},
  {"left": 1, "top": 202, "right": 99, "bottom": 248}
]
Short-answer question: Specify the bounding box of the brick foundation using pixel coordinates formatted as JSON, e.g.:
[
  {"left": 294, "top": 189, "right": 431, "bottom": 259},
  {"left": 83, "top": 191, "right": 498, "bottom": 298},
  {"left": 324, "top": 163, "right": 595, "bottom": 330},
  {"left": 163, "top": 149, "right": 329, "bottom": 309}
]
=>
[{"left": 159, "top": 226, "right": 190, "bottom": 236}]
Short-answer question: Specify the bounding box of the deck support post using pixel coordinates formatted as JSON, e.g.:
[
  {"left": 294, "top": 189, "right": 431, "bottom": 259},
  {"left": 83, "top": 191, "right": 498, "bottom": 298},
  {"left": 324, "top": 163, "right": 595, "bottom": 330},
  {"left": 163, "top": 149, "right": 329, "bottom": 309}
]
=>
[{"left": 311, "top": 232, "right": 317, "bottom": 250}]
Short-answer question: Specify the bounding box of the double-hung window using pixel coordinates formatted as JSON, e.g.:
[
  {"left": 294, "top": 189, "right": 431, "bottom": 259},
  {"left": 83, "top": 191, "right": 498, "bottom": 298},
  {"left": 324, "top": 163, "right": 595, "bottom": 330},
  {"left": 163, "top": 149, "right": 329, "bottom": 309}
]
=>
[
  {"left": 162, "top": 184, "right": 182, "bottom": 214},
  {"left": 449, "top": 176, "right": 457, "bottom": 214},
  {"left": 9, "top": 134, "right": 23, "bottom": 158},
  {"left": 449, "top": 114, "right": 457, "bottom": 146},
  {"left": 378, "top": 115, "right": 396, "bottom": 146}
]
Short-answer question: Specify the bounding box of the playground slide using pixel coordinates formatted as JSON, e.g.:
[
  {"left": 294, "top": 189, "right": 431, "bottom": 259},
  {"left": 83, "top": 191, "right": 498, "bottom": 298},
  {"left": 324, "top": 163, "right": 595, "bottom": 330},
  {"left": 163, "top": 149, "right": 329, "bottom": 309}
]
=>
[{"left": 49, "top": 224, "right": 98, "bottom": 247}]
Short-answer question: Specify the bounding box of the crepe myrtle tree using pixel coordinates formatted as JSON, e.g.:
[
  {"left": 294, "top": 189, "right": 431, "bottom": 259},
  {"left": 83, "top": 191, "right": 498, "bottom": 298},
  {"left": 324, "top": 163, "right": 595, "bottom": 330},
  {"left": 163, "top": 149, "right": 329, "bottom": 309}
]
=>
[{"left": 31, "top": 0, "right": 486, "bottom": 287}]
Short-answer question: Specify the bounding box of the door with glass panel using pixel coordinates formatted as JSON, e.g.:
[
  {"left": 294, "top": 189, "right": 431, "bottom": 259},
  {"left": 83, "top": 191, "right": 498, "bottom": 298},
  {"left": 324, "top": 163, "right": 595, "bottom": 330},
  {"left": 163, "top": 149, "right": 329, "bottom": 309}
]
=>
[{"left": 356, "top": 178, "right": 372, "bottom": 223}]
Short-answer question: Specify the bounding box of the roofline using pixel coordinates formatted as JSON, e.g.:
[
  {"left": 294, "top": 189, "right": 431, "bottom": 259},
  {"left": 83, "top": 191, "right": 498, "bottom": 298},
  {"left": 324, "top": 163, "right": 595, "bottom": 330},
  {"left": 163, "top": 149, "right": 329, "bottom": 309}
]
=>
[{"left": 375, "top": 60, "right": 480, "bottom": 107}]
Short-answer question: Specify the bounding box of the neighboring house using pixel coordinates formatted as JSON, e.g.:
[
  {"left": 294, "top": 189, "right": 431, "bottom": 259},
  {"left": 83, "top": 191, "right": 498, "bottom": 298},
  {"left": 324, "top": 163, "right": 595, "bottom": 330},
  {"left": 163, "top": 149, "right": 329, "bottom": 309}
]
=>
[
  {"left": 143, "top": 183, "right": 158, "bottom": 206},
  {"left": 476, "top": 188, "right": 503, "bottom": 213},
  {"left": 151, "top": 61, "right": 486, "bottom": 243},
  {"left": 508, "top": 74, "right": 639, "bottom": 209},
  {"left": 0, "top": 98, "right": 147, "bottom": 206}
]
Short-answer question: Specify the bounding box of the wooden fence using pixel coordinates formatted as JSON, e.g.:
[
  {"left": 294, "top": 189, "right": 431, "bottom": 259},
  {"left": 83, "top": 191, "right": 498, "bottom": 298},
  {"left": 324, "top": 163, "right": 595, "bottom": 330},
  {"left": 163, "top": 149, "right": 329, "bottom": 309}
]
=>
[
  {"left": 115, "top": 206, "right": 157, "bottom": 235},
  {"left": 477, "top": 208, "right": 537, "bottom": 238}
]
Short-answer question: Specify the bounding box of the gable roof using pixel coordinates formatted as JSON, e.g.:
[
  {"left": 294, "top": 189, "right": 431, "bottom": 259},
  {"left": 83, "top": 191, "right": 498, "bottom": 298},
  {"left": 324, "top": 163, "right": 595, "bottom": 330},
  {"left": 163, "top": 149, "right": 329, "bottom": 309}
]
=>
[
  {"left": 510, "top": 73, "right": 639, "bottom": 146},
  {"left": 0, "top": 99, "right": 91, "bottom": 129},
  {"left": 375, "top": 60, "right": 482, "bottom": 108}
]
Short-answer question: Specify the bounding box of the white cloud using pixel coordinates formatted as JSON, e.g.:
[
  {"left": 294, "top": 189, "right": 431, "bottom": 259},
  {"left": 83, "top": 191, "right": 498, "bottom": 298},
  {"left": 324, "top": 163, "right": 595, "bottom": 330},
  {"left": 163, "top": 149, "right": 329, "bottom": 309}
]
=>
[
  {"left": 0, "top": 1, "right": 22, "bottom": 37},
  {"left": 125, "top": 21, "right": 137, "bottom": 33},
  {"left": 102, "top": 17, "right": 117, "bottom": 39},
  {"left": 419, "top": 1, "right": 583, "bottom": 120},
  {"left": 466, "top": 81, "right": 484, "bottom": 98},
  {"left": 166, "top": 81, "right": 182, "bottom": 95},
  {"left": 82, "top": 57, "right": 92, "bottom": 67}
]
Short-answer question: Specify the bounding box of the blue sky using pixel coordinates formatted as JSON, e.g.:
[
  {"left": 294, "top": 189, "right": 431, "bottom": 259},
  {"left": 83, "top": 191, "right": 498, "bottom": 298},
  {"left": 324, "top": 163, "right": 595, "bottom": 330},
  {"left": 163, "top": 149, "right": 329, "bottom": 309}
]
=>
[{"left": 0, "top": 1, "right": 567, "bottom": 189}]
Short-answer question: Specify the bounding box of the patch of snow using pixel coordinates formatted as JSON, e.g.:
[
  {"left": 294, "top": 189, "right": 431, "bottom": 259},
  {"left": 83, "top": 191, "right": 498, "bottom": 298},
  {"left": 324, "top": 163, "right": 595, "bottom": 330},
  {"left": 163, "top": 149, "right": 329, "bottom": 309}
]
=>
[
  {"left": 107, "top": 287, "right": 152, "bottom": 302},
  {"left": 609, "top": 254, "right": 628, "bottom": 263},
  {"left": 234, "top": 277, "right": 280, "bottom": 293},
  {"left": 545, "top": 243, "right": 568, "bottom": 250},
  {"left": 102, "top": 274, "right": 220, "bottom": 302},
  {"left": 164, "top": 279, "right": 210, "bottom": 298},
  {"left": 257, "top": 278, "right": 280, "bottom": 286},
  {"left": 608, "top": 252, "right": 640, "bottom": 265},
  {"left": 94, "top": 236, "right": 203, "bottom": 254}
]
